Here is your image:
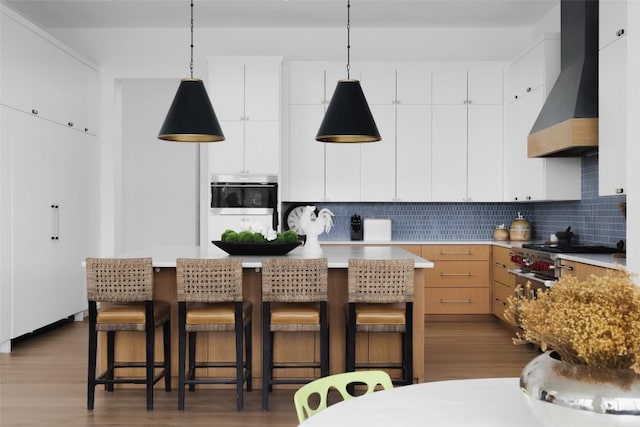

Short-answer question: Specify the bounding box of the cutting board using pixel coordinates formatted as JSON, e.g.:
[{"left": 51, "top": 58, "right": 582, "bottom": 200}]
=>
[{"left": 363, "top": 218, "right": 392, "bottom": 241}]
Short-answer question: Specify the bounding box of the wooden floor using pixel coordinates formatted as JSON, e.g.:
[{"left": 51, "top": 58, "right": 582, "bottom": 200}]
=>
[{"left": 0, "top": 317, "right": 539, "bottom": 426}]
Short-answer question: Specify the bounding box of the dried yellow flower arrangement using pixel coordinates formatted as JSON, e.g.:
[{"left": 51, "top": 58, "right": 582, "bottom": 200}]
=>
[{"left": 506, "top": 269, "right": 640, "bottom": 374}]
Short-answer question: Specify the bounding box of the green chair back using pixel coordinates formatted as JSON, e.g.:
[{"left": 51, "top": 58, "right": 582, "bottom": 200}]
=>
[{"left": 293, "top": 370, "right": 393, "bottom": 423}]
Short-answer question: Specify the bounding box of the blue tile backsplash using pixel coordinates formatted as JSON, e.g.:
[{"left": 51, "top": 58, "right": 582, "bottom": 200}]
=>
[{"left": 283, "top": 155, "right": 626, "bottom": 246}]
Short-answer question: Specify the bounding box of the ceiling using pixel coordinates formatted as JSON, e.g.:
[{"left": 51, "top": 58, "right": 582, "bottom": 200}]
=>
[{"left": 2, "top": 0, "right": 559, "bottom": 30}]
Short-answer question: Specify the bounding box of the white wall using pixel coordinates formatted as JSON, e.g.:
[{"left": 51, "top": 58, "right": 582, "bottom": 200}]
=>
[
  {"left": 626, "top": 1, "right": 639, "bottom": 282},
  {"left": 120, "top": 79, "right": 199, "bottom": 252}
]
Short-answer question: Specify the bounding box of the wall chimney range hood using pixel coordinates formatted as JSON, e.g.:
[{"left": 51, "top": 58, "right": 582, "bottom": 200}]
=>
[{"left": 528, "top": 0, "right": 599, "bottom": 158}]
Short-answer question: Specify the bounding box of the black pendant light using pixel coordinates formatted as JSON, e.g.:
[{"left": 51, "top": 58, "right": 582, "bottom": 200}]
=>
[
  {"left": 316, "top": 0, "right": 380, "bottom": 143},
  {"left": 158, "top": 0, "right": 224, "bottom": 142}
]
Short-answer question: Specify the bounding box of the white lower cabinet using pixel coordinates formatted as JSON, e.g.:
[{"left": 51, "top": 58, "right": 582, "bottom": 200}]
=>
[{"left": 3, "top": 107, "right": 94, "bottom": 340}]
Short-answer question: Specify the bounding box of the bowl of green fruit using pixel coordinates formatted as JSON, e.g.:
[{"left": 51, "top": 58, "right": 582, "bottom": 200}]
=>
[{"left": 212, "top": 229, "right": 302, "bottom": 256}]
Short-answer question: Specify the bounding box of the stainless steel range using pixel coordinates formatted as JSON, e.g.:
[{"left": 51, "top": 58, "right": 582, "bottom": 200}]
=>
[{"left": 509, "top": 243, "right": 619, "bottom": 297}]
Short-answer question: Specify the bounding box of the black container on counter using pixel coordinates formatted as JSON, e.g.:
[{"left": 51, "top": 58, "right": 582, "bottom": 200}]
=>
[{"left": 350, "top": 214, "right": 363, "bottom": 241}]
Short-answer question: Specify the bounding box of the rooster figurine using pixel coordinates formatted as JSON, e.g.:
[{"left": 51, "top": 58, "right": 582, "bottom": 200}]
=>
[{"left": 298, "top": 205, "right": 334, "bottom": 254}]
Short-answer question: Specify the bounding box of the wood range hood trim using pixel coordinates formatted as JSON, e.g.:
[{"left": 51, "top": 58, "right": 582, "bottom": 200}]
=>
[{"left": 528, "top": 118, "right": 598, "bottom": 158}]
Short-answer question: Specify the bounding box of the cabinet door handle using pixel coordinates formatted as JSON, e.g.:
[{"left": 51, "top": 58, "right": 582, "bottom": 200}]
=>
[
  {"left": 438, "top": 251, "right": 473, "bottom": 256},
  {"left": 50, "top": 204, "right": 60, "bottom": 240},
  {"left": 617, "top": 29, "right": 625, "bottom": 37},
  {"left": 494, "top": 262, "right": 506, "bottom": 269},
  {"left": 494, "top": 298, "right": 506, "bottom": 306},
  {"left": 439, "top": 299, "right": 473, "bottom": 304},
  {"left": 68, "top": 122, "right": 74, "bottom": 127},
  {"left": 526, "top": 87, "right": 532, "bottom": 92},
  {"left": 616, "top": 188, "right": 624, "bottom": 194},
  {"left": 438, "top": 272, "right": 473, "bottom": 277},
  {"left": 557, "top": 264, "right": 574, "bottom": 272},
  {"left": 32, "top": 109, "right": 39, "bottom": 115}
]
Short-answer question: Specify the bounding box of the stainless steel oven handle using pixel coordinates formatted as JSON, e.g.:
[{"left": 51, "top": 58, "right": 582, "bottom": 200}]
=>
[
  {"left": 556, "top": 263, "right": 574, "bottom": 272},
  {"left": 508, "top": 269, "right": 556, "bottom": 288}
]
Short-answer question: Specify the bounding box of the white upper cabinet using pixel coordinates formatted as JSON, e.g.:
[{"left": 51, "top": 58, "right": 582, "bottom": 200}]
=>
[
  {"left": 0, "top": 10, "right": 98, "bottom": 134},
  {"left": 504, "top": 35, "right": 581, "bottom": 202},
  {"left": 431, "top": 64, "right": 504, "bottom": 202},
  {"left": 287, "top": 63, "right": 362, "bottom": 202},
  {"left": 599, "top": 0, "right": 627, "bottom": 196},
  {"left": 360, "top": 64, "right": 431, "bottom": 201},
  {"left": 207, "top": 57, "right": 282, "bottom": 175},
  {"left": 599, "top": 0, "right": 627, "bottom": 49}
]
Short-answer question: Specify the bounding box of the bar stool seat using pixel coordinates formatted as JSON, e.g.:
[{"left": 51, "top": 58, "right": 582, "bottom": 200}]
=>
[
  {"left": 354, "top": 304, "right": 406, "bottom": 327},
  {"left": 270, "top": 304, "right": 321, "bottom": 326},
  {"left": 185, "top": 302, "right": 252, "bottom": 326},
  {"left": 176, "top": 258, "right": 252, "bottom": 411},
  {"left": 86, "top": 257, "right": 171, "bottom": 411},
  {"left": 346, "top": 258, "right": 414, "bottom": 386}
]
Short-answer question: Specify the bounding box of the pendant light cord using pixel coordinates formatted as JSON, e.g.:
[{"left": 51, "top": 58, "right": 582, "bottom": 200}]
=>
[
  {"left": 190, "top": 0, "right": 194, "bottom": 79},
  {"left": 346, "top": 0, "right": 351, "bottom": 79}
]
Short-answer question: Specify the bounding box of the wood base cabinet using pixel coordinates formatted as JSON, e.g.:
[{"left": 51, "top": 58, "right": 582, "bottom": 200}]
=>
[
  {"left": 491, "top": 246, "right": 516, "bottom": 326},
  {"left": 557, "top": 259, "right": 615, "bottom": 281},
  {"left": 422, "top": 245, "right": 490, "bottom": 314}
]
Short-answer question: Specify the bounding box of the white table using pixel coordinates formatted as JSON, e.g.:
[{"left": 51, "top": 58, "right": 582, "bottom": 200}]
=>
[{"left": 299, "top": 377, "right": 542, "bottom": 427}]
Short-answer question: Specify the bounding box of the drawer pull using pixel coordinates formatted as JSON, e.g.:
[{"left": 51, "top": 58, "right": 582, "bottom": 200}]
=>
[
  {"left": 439, "top": 251, "right": 473, "bottom": 256},
  {"left": 438, "top": 272, "right": 473, "bottom": 277},
  {"left": 494, "top": 262, "right": 506, "bottom": 269},
  {"left": 439, "top": 298, "right": 473, "bottom": 304},
  {"left": 494, "top": 298, "right": 506, "bottom": 306}
]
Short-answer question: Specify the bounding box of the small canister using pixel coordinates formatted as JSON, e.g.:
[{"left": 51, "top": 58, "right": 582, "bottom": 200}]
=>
[
  {"left": 493, "top": 225, "right": 509, "bottom": 241},
  {"left": 509, "top": 212, "right": 531, "bottom": 241}
]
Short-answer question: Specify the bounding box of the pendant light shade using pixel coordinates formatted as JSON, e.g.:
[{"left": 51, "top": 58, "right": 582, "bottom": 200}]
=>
[
  {"left": 315, "top": 0, "right": 379, "bottom": 143},
  {"left": 157, "top": 0, "right": 224, "bottom": 143},
  {"left": 158, "top": 78, "right": 224, "bottom": 142},
  {"left": 316, "top": 79, "right": 380, "bottom": 143}
]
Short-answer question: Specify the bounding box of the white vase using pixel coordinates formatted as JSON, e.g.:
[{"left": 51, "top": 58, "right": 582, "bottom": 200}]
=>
[
  {"left": 520, "top": 351, "right": 640, "bottom": 427},
  {"left": 302, "top": 232, "right": 322, "bottom": 255}
]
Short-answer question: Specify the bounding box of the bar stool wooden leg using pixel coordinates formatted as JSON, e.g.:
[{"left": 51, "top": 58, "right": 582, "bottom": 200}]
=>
[
  {"left": 145, "top": 302, "right": 154, "bottom": 410},
  {"left": 320, "top": 301, "right": 329, "bottom": 377},
  {"left": 404, "top": 302, "right": 414, "bottom": 385},
  {"left": 87, "top": 302, "right": 98, "bottom": 410},
  {"left": 261, "top": 302, "right": 271, "bottom": 411},
  {"left": 188, "top": 331, "right": 196, "bottom": 391},
  {"left": 178, "top": 302, "right": 187, "bottom": 410}
]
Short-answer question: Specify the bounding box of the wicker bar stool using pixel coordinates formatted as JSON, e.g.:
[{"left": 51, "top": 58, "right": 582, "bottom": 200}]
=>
[
  {"left": 346, "top": 258, "right": 414, "bottom": 386},
  {"left": 176, "top": 258, "right": 252, "bottom": 410},
  {"left": 86, "top": 257, "right": 171, "bottom": 410},
  {"left": 261, "top": 257, "right": 329, "bottom": 411}
]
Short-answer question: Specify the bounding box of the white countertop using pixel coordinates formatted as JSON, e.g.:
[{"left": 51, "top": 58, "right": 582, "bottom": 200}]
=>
[
  {"left": 114, "top": 245, "right": 434, "bottom": 269},
  {"left": 323, "top": 240, "right": 626, "bottom": 270}
]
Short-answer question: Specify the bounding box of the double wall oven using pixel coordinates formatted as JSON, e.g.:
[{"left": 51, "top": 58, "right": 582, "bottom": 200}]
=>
[{"left": 209, "top": 174, "right": 278, "bottom": 243}]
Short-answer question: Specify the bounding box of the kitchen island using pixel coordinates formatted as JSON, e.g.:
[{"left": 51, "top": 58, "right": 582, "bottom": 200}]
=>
[{"left": 99, "top": 245, "right": 433, "bottom": 387}]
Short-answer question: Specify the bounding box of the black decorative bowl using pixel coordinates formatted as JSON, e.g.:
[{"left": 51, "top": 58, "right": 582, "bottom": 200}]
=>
[{"left": 212, "top": 241, "right": 302, "bottom": 256}]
